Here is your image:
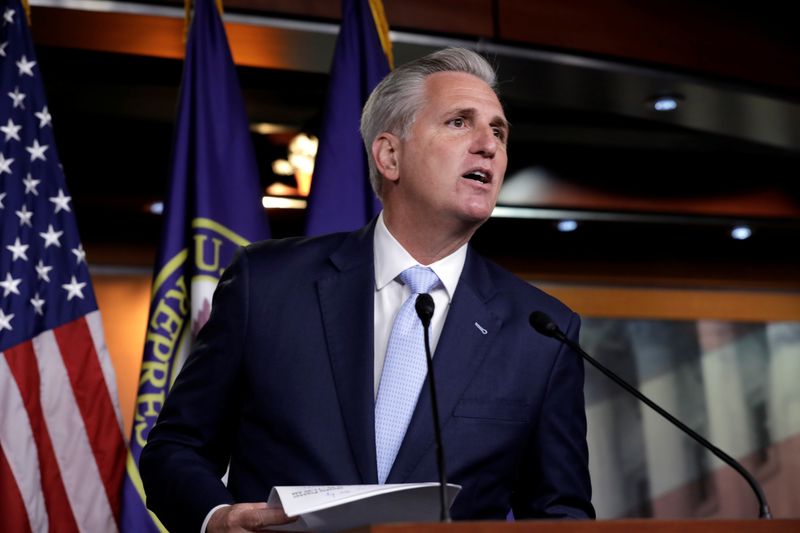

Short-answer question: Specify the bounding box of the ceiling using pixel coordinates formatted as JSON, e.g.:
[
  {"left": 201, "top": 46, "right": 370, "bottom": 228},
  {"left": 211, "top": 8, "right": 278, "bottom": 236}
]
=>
[{"left": 27, "top": 0, "right": 800, "bottom": 286}]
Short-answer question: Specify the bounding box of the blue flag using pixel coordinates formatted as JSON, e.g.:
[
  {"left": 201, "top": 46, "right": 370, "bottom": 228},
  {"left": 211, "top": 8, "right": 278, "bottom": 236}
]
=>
[
  {"left": 120, "top": 1, "right": 270, "bottom": 531},
  {"left": 304, "top": 0, "right": 392, "bottom": 236}
]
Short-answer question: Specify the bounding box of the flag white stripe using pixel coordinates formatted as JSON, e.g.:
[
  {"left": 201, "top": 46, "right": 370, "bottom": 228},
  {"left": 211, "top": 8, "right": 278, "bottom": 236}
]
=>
[
  {"left": 85, "top": 310, "right": 125, "bottom": 432},
  {"left": 0, "top": 353, "right": 49, "bottom": 533},
  {"left": 33, "top": 331, "right": 119, "bottom": 533}
]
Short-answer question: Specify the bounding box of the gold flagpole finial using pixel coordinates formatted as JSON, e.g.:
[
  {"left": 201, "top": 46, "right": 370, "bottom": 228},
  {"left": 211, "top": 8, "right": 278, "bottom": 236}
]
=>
[{"left": 183, "top": 0, "right": 225, "bottom": 44}]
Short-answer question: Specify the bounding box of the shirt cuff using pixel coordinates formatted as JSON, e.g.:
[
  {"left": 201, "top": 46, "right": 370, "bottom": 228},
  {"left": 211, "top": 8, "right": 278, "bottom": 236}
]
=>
[{"left": 201, "top": 504, "right": 230, "bottom": 533}]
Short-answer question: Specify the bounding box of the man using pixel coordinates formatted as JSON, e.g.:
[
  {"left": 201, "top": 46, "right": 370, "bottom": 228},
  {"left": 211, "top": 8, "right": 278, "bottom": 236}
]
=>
[{"left": 140, "top": 48, "right": 594, "bottom": 532}]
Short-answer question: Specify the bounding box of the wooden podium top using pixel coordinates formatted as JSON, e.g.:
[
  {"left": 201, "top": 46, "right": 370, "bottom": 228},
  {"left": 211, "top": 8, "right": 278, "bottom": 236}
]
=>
[{"left": 349, "top": 519, "right": 800, "bottom": 533}]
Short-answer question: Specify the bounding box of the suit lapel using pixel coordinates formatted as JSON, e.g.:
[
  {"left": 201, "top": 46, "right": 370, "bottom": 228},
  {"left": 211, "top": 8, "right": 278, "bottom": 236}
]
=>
[
  {"left": 386, "top": 249, "right": 502, "bottom": 483},
  {"left": 316, "top": 223, "right": 379, "bottom": 484}
]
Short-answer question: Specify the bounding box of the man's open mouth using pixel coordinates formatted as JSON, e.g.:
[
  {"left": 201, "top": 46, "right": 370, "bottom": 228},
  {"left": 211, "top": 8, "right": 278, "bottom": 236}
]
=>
[{"left": 462, "top": 170, "right": 491, "bottom": 184}]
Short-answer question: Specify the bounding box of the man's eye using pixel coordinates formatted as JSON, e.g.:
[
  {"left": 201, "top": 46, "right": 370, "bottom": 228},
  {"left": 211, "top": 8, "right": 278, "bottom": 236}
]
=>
[
  {"left": 493, "top": 127, "right": 505, "bottom": 140},
  {"left": 450, "top": 118, "right": 465, "bottom": 127}
]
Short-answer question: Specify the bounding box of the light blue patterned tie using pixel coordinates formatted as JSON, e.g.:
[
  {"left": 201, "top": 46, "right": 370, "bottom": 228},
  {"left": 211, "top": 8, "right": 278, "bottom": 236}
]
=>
[{"left": 375, "top": 266, "right": 442, "bottom": 483}]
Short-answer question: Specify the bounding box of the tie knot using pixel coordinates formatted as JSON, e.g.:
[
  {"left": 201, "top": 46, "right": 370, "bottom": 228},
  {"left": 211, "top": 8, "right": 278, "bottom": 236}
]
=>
[{"left": 399, "top": 266, "right": 440, "bottom": 295}]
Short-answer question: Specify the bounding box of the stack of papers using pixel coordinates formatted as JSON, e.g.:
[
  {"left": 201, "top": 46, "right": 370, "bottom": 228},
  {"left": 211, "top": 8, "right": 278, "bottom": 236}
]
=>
[{"left": 266, "top": 483, "right": 461, "bottom": 532}]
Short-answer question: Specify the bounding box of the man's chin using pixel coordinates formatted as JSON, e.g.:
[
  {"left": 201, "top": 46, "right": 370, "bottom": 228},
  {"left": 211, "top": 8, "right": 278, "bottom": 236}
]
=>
[{"left": 463, "top": 201, "right": 497, "bottom": 221}]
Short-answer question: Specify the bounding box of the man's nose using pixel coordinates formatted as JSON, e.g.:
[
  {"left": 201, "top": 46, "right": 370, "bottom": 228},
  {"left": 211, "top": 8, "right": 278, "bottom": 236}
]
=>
[{"left": 470, "top": 125, "right": 498, "bottom": 157}]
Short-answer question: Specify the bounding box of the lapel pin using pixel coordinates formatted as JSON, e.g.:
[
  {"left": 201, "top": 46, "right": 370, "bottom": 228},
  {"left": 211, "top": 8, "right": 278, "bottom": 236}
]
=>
[{"left": 474, "top": 322, "right": 488, "bottom": 335}]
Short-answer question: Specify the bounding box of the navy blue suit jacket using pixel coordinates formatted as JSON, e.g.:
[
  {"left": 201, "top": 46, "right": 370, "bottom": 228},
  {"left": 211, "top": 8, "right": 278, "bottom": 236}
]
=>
[{"left": 140, "top": 223, "right": 594, "bottom": 532}]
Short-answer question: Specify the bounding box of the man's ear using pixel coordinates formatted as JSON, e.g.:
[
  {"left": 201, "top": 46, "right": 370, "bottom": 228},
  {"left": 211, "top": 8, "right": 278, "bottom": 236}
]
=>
[{"left": 372, "top": 133, "right": 400, "bottom": 182}]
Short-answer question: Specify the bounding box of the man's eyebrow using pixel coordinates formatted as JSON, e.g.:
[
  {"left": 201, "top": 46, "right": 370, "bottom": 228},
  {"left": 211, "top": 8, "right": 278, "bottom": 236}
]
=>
[
  {"left": 491, "top": 116, "right": 510, "bottom": 132},
  {"left": 445, "top": 107, "right": 477, "bottom": 118}
]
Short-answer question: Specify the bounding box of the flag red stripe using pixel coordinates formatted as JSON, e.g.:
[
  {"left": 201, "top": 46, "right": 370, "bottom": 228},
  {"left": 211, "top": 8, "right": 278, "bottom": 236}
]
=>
[
  {"left": 53, "top": 317, "right": 126, "bottom": 521},
  {"left": 4, "top": 342, "right": 80, "bottom": 533},
  {"left": 0, "top": 445, "right": 33, "bottom": 533}
]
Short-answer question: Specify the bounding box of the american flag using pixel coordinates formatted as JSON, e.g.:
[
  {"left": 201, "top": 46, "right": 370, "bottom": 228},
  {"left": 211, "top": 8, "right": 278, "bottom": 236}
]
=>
[{"left": 0, "top": 1, "right": 126, "bottom": 531}]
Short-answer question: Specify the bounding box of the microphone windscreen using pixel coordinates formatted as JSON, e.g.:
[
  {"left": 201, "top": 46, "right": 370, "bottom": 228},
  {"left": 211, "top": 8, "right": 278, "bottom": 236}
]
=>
[
  {"left": 529, "top": 311, "right": 560, "bottom": 337},
  {"left": 415, "top": 293, "right": 435, "bottom": 327}
]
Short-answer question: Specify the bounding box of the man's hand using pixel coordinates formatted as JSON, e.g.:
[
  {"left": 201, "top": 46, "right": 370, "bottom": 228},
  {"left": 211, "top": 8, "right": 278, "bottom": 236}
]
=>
[{"left": 207, "top": 502, "right": 298, "bottom": 532}]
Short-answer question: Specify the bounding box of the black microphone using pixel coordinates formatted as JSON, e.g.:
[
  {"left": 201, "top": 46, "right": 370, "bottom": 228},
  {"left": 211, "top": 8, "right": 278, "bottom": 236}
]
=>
[
  {"left": 415, "top": 293, "right": 435, "bottom": 329},
  {"left": 415, "top": 293, "right": 450, "bottom": 522},
  {"left": 529, "top": 311, "right": 773, "bottom": 519}
]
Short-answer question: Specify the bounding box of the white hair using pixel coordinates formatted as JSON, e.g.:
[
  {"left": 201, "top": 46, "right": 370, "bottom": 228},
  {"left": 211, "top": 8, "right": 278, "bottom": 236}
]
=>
[{"left": 360, "top": 48, "right": 498, "bottom": 197}]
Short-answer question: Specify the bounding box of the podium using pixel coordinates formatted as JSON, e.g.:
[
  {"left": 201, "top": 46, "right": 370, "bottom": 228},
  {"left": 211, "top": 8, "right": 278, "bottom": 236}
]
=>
[{"left": 349, "top": 520, "right": 800, "bottom": 533}]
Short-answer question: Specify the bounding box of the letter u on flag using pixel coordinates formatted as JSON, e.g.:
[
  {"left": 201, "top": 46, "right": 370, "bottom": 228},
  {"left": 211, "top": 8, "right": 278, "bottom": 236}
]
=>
[
  {"left": 119, "top": 0, "right": 270, "bottom": 531},
  {"left": 304, "top": 0, "right": 393, "bottom": 236}
]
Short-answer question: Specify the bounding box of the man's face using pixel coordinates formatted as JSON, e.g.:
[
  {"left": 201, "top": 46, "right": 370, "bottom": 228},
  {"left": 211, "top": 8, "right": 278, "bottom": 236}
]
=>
[{"left": 390, "top": 71, "right": 509, "bottom": 228}]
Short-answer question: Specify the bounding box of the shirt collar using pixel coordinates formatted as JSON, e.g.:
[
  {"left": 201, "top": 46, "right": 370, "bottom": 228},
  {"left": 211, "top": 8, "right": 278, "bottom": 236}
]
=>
[{"left": 374, "top": 212, "right": 467, "bottom": 302}]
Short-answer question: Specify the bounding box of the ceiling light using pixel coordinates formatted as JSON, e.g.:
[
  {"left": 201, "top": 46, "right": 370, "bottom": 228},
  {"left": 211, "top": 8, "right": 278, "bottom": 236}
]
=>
[
  {"left": 272, "top": 159, "right": 294, "bottom": 176},
  {"left": 250, "top": 122, "right": 295, "bottom": 135},
  {"left": 557, "top": 219, "right": 578, "bottom": 232},
  {"left": 731, "top": 225, "right": 752, "bottom": 240},
  {"left": 289, "top": 133, "right": 319, "bottom": 158},
  {"left": 649, "top": 94, "right": 683, "bottom": 112},
  {"left": 148, "top": 201, "right": 164, "bottom": 215},
  {"left": 262, "top": 196, "right": 307, "bottom": 209}
]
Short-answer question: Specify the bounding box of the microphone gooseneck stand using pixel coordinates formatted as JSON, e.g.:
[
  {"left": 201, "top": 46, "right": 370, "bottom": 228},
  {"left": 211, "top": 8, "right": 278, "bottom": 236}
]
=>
[{"left": 415, "top": 293, "right": 451, "bottom": 522}]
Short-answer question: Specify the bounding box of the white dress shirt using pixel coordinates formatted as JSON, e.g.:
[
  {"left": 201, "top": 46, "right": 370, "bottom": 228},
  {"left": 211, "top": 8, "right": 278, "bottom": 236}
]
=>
[{"left": 372, "top": 212, "right": 467, "bottom": 397}]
